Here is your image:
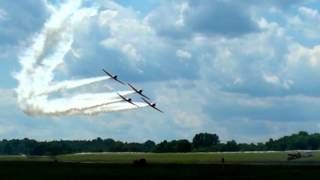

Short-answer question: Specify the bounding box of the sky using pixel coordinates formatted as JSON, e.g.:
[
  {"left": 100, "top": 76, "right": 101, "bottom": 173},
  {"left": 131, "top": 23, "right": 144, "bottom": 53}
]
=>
[{"left": 1, "top": 0, "right": 320, "bottom": 143}]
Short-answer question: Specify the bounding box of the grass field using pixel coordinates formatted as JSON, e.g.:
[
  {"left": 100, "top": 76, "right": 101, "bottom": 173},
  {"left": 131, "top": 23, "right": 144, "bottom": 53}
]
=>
[
  {"left": 58, "top": 151, "right": 320, "bottom": 164},
  {"left": 1, "top": 152, "right": 320, "bottom": 179},
  {"left": 1, "top": 151, "right": 320, "bottom": 164}
]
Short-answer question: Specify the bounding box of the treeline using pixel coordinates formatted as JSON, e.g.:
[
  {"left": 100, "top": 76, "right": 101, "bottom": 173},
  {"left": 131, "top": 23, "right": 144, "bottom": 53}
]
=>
[{"left": 0, "top": 131, "right": 320, "bottom": 155}]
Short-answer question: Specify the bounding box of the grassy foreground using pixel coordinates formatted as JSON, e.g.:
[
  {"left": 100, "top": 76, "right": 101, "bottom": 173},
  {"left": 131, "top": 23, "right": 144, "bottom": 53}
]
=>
[
  {"left": 1, "top": 151, "right": 320, "bottom": 164},
  {"left": 1, "top": 152, "right": 320, "bottom": 179},
  {"left": 0, "top": 161, "right": 320, "bottom": 180},
  {"left": 59, "top": 151, "right": 320, "bottom": 164}
]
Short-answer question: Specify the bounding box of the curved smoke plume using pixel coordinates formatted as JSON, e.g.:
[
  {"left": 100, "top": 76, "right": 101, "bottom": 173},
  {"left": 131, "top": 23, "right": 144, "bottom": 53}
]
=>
[{"left": 15, "top": 0, "right": 146, "bottom": 116}]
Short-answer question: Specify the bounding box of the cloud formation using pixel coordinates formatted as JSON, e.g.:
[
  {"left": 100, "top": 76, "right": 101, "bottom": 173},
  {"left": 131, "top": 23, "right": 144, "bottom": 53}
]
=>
[
  {"left": 0, "top": 0, "right": 320, "bottom": 142},
  {"left": 15, "top": 0, "right": 147, "bottom": 116}
]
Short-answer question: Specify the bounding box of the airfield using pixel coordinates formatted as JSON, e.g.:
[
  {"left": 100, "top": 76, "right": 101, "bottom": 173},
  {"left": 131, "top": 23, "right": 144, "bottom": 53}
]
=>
[{"left": 1, "top": 151, "right": 320, "bottom": 179}]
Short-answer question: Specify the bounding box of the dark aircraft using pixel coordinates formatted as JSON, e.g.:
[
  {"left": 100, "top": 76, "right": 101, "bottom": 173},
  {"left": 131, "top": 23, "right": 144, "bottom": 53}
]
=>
[
  {"left": 127, "top": 83, "right": 150, "bottom": 100},
  {"left": 102, "top": 69, "right": 125, "bottom": 85},
  {"left": 141, "top": 97, "right": 163, "bottom": 113},
  {"left": 117, "top": 93, "right": 138, "bottom": 107}
]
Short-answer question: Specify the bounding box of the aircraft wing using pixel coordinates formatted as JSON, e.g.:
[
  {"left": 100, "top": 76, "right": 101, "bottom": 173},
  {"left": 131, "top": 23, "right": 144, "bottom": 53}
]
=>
[
  {"left": 141, "top": 97, "right": 152, "bottom": 106},
  {"left": 128, "top": 83, "right": 139, "bottom": 92},
  {"left": 141, "top": 98, "right": 163, "bottom": 113},
  {"left": 140, "top": 93, "right": 150, "bottom": 100},
  {"left": 118, "top": 93, "right": 138, "bottom": 107},
  {"left": 128, "top": 101, "right": 139, "bottom": 107},
  {"left": 129, "top": 83, "right": 150, "bottom": 99},
  {"left": 152, "top": 106, "right": 163, "bottom": 113},
  {"left": 117, "top": 93, "right": 127, "bottom": 101},
  {"left": 102, "top": 69, "right": 113, "bottom": 77},
  {"left": 115, "top": 79, "right": 125, "bottom": 85}
]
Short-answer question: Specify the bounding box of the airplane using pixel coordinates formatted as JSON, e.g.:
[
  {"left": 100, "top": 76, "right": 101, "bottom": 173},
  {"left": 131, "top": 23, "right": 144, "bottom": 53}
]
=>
[
  {"left": 117, "top": 93, "right": 138, "bottom": 107},
  {"left": 102, "top": 69, "right": 125, "bottom": 85},
  {"left": 127, "top": 83, "right": 150, "bottom": 100},
  {"left": 141, "top": 97, "right": 163, "bottom": 113}
]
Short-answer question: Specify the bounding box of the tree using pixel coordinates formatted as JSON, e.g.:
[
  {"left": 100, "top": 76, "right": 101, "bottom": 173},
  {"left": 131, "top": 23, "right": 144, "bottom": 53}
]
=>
[
  {"left": 143, "top": 140, "right": 156, "bottom": 152},
  {"left": 171, "top": 140, "right": 192, "bottom": 152},
  {"left": 223, "top": 140, "right": 239, "bottom": 152},
  {"left": 153, "top": 140, "right": 169, "bottom": 153},
  {"left": 238, "top": 143, "right": 256, "bottom": 151},
  {"left": 3, "top": 143, "right": 13, "bottom": 155},
  {"left": 31, "top": 144, "right": 45, "bottom": 155},
  {"left": 192, "top": 133, "right": 219, "bottom": 148},
  {"left": 298, "top": 131, "right": 309, "bottom": 136},
  {"left": 308, "top": 134, "right": 320, "bottom": 149},
  {"left": 0, "top": 131, "right": 319, "bottom": 155},
  {"left": 110, "top": 141, "right": 126, "bottom": 152}
]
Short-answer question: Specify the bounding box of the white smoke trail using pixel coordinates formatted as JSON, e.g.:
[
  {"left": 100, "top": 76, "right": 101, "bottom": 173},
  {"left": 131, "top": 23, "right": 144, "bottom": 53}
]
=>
[
  {"left": 15, "top": 0, "right": 146, "bottom": 116},
  {"left": 36, "top": 76, "right": 110, "bottom": 96},
  {"left": 44, "top": 101, "right": 148, "bottom": 116},
  {"left": 83, "top": 102, "right": 148, "bottom": 116}
]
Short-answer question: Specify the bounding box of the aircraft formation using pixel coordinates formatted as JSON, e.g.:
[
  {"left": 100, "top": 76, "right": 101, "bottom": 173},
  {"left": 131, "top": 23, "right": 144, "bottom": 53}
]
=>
[{"left": 103, "top": 69, "right": 163, "bottom": 113}]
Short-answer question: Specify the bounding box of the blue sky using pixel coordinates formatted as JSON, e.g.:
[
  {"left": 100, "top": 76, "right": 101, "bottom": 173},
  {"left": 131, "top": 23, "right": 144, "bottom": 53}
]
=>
[{"left": 1, "top": 0, "right": 320, "bottom": 143}]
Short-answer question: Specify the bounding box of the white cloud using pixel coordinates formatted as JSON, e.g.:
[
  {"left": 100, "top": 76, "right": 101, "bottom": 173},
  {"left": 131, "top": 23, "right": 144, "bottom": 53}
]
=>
[
  {"left": 286, "top": 43, "right": 320, "bottom": 67},
  {"left": 173, "top": 111, "right": 203, "bottom": 129},
  {"left": 3, "top": 0, "right": 320, "bottom": 142},
  {"left": 98, "top": 9, "right": 118, "bottom": 26},
  {"left": 71, "top": 48, "right": 81, "bottom": 59},
  {"left": 288, "top": 6, "right": 320, "bottom": 40},
  {"left": 262, "top": 73, "right": 293, "bottom": 90},
  {"left": 176, "top": 49, "right": 192, "bottom": 60},
  {"left": 98, "top": 8, "right": 155, "bottom": 63},
  {"left": 0, "top": 9, "right": 7, "bottom": 21},
  {"left": 101, "top": 38, "right": 142, "bottom": 61},
  {"left": 121, "top": 43, "right": 141, "bottom": 61},
  {"left": 299, "top": 6, "right": 319, "bottom": 20},
  {"left": 175, "top": 2, "right": 189, "bottom": 27}
]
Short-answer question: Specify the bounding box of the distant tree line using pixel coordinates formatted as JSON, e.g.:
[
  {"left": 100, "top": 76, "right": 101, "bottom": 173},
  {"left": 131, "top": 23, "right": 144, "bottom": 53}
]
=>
[{"left": 0, "top": 131, "right": 320, "bottom": 155}]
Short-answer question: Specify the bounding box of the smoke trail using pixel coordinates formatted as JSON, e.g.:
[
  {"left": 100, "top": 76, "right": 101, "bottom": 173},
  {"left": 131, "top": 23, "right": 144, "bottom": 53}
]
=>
[
  {"left": 83, "top": 102, "right": 148, "bottom": 116},
  {"left": 15, "top": 0, "right": 146, "bottom": 116},
  {"left": 36, "top": 76, "right": 110, "bottom": 96},
  {"left": 44, "top": 100, "right": 148, "bottom": 116}
]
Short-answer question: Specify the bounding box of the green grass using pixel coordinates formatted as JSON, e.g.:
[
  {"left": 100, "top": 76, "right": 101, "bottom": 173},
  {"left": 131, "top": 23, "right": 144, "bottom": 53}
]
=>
[
  {"left": 1, "top": 152, "right": 320, "bottom": 179},
  {"left": 2, "top": 151, "right": 320, "bottom": 165},
  {"left": 56, "top": 151, "right": 320, "bottom": 164}
]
